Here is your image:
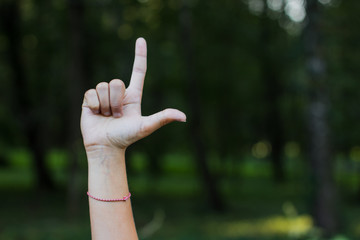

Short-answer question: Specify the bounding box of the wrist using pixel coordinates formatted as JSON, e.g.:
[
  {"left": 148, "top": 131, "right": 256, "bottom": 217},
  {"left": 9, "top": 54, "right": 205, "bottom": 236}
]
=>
[
  {"left": 86, "top": 145, "right": 130, "bottom": 199},
  {"left": 85, "top": 145, "right": 126, "bottom": 163}
]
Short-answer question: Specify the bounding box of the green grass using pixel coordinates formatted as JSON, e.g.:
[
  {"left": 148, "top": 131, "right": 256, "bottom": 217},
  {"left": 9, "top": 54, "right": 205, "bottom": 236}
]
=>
[{"left": 0, "top": 148, "right": 359, "bottom": 239}]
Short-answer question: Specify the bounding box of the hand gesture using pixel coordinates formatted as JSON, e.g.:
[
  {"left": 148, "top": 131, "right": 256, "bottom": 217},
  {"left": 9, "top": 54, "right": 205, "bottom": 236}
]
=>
[{"left": 80, "top": 38, "right": 186, "bottom": 151}]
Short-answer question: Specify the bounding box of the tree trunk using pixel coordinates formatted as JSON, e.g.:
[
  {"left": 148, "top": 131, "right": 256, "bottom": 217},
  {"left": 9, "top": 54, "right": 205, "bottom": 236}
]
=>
[
  {"left": 259, "top": 2, "right": 285, "bottom": 182},
  {"left": 305, "top": 0, "right": 338, "bottom": 235},
  {"left": 179, "top": 0, "right": 224, "bottom": 211},
  {"left": 67, "top": 0, "right": 87, "bottom": 216},
  {"left": 1, "top": 1, "right": 53, "bottom": 189}
]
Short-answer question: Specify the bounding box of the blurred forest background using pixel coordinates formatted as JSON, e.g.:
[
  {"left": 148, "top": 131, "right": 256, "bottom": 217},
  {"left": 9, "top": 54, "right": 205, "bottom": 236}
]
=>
[{"left": 0, "top": 0, "right": 360, "bottom": 239}]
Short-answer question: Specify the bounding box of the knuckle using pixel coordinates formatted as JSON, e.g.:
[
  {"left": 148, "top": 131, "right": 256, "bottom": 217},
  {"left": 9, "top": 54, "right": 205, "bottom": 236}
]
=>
[
  {"left": 110, "top": 79, "right": 125, "bottom": 89},
  {"left": 160, "top": 110, "right": 170, "bottom": 126},
  {"left": 160, "top": 118, "right": 169, "bottom": 127},
  {"left": 101, "top": 105, "right": 110, "bottom": 110},
  {"left": 89, "top": 102, "right": 99, "bottom": 110},
  {"left": 160, "top": 113, "right": 167, "bottom": 127},
  {"left": 139, "top": 121, "right": 150, "bottom": 137},
  {"left": 160, "top": 119, "right": 166, "bottom": 127},
  {"left": 83, "top": 89, "right": 99, "bottom": 110},
  {"left": 96, "top": 82, "right": 108, "bottom": 90},
  {"left": 84, "top": 89, "right": 95, "bottom": 98},
  {"left": 133, "top": 66, "right": 146, "bottom": 74},
  {"left": 111, "top": 105, "right": 121, "bottom": 111}
]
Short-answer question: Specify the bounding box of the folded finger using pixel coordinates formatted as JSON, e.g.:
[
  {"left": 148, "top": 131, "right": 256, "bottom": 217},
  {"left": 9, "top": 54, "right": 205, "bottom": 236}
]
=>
[
  {"left": 96, "top": 82, "right": 111, "bottom": 116},
  {"left": 83, "top": 89, "right": 100, "bottom": 114},
  {"left": 109, "top": 79, "right": 126, "bottom": 118}
]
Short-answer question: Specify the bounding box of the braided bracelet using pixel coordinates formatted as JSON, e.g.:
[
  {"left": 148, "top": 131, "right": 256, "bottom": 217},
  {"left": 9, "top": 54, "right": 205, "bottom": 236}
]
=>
[{"left": 87, "top": 192, "right": 131, "bottom": 202}]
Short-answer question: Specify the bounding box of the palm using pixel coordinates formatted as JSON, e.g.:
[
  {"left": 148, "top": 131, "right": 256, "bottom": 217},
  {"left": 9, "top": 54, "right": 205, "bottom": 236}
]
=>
[{"left": 80, "top": 38, "right": 186, "bottom": 151}]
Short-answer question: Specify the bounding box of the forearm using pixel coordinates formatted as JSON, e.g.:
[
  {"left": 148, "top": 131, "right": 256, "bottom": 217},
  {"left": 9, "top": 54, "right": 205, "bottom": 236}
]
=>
[{"left": 87, "top": 146, "right": 138, "bottom": 240}]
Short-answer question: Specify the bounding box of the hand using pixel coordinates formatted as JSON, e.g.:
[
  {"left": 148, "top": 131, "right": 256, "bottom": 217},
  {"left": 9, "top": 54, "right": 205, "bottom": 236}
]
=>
[{"left": 80, "top": 38, "right": 186, "bottom": 152}]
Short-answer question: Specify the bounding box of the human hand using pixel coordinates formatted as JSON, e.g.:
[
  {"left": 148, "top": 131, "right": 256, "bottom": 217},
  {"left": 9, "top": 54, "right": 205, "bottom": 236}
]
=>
[{"left": 80, "top": 38, "right": 186, "bottom": 152}]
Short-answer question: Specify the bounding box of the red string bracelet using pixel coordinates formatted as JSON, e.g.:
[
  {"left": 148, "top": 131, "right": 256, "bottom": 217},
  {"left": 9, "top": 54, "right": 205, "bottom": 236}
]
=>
[{"left": 87, "top": 192, "right": 131, "bottom": 202}]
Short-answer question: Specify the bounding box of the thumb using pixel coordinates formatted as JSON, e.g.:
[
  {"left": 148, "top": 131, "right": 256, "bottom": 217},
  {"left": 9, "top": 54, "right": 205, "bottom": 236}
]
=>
[{"left": 140, "top": 108, "right": 186, "bottom": 138}]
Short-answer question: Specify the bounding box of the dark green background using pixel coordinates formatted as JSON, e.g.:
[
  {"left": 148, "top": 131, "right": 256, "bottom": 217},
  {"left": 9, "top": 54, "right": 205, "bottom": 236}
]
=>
[{"left": 0, "top": 0, "right": 359, "bottom": 239}]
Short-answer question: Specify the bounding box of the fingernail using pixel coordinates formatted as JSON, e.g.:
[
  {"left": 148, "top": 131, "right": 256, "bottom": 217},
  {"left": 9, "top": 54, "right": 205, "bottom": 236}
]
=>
[
  {"left": 113, "top": 113, "right": 122, "bottom": 118},
  {"left": 104, "top": 112, "right": 111, "bottom": 116}
]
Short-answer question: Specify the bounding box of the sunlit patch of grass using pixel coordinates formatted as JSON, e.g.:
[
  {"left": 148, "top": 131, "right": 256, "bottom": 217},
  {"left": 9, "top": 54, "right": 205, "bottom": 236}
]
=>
[
  {"left": 351, "top": 220, "right": 360, "bottom": 237},
  {"left": 203, "top": 201, "right": 315, "bottom": 239},
  {"left": 205, "top": 214, "right": 313, "bottom": 238}
]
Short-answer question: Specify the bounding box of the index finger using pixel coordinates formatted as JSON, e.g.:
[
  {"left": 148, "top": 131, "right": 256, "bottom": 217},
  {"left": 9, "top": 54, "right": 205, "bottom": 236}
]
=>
[{"left": 129, "top": 37, "right": 147, "bottom": 93}]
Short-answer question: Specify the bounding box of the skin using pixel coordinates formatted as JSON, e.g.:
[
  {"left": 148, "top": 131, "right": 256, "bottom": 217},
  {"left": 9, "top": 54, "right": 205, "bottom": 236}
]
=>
[{"left": 80, "top": 37, "right": 186, "bottom": 239}]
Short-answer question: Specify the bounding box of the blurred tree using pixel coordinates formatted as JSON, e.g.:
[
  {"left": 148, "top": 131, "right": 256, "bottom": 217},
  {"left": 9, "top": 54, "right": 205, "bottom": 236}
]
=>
[
  {"left": 179, "top": 0, "right": 223, "bottom": 211},
  {"left": 1, "top": 0, "right": 54, "bottom": 189},
  {"left": 304, "top": 0, "right": 338, "bottom": 235},
  {"left": 259, "top": 0, "right": 285, "bottom": 182},
  {"left": 66, "top": 0, "right": 88, "bottom": 215},
  {"left": 337, "top": 0, "right": 360, "bottom": 200}
]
